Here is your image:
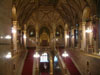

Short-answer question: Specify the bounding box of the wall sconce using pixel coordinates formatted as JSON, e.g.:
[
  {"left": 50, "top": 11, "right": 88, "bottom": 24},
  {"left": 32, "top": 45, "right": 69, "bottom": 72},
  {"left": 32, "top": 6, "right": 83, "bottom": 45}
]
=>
[
  {"left": 5, "top": 35, "right": 11, "bottom": 39},
  {"left": 23, "top": 35, "right": 27, "bottom": 39},
  {"left": 65, "top": 35, "right": 69, "bottom": 39},
  {"left": 56, "top": 38, "right": 58, "bottom": 41},
  {"left": 0, "top": 36, "right": 4, "bottom": 39},
  {"left": 5, "top": 52, "right": 12, "bottom": 59},
  {"left": 85, "top": 28, "right": 92, "bottom": 33},
  {"left": 62, "top": 51, "right": 69, "bottom": 57},
  {"left": 12, "top": 27, "right": 16, "bottom": 33},
  {"left": 33, "top": 52, "right": 40, "bottom": 58}
]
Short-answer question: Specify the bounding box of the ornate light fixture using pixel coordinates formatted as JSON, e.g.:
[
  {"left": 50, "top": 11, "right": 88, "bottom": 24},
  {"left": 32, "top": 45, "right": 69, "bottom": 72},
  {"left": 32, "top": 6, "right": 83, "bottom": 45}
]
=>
[
  {"left": 33, "top": 52, "right": 40, "bottom": 58},
  {"left": 62, "top": 51, "right": 69, "bottom": 57},
  {"left": 23, "top": 35, "right": 27, "bottom": 39},
  {"left": 12, "top": 27, "right": 16, "bottom": 33},
  {"left": 5, "top": 52, "right": 12, "bottom": 59},
  {"left": 0, "top": 36, "right": 4, "bottom": 39},
  {"left": 5, "top": 35, "right": 11, "bottom": 39},
  {"left": 85, "top": 28, "right": 92, "bottom": 33},
  {"left": 56, "top": 38, "right": 58, "bottom": 41},
  {"left": 65, "top": 35, "right": 69, "bottom": 38}
]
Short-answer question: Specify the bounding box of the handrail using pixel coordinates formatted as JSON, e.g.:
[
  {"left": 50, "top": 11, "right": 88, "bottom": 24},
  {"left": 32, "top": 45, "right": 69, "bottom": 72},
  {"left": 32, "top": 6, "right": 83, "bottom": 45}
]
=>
[
  {"left": 56, "top": 50, "right": 70, "bottom": 75},
  {"left": 19, "top": 50, "right": 28, "bottom": 75}
]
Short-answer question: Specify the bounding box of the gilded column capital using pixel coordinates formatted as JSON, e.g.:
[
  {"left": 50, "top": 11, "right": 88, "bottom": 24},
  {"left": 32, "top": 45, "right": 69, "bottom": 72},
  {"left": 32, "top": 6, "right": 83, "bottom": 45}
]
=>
[
  {"left": 81, "top": 22, "right": 86, "bottom": 26},
  {"left": 12, "top": 21, "right": 17, "bottom": 26},
  {"left": 65, "top": 24, "right": 68, "bottom": 30}
]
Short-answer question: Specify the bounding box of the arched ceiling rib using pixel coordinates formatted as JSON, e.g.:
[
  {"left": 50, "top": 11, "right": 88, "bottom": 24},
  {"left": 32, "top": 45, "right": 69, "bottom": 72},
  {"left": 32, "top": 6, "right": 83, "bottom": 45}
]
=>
[
  {"left": 14, "top": 0, "right": 98, "bottom": 27},
  {"left": 27, "top": 9, "right": 64, "bottom": 28}
]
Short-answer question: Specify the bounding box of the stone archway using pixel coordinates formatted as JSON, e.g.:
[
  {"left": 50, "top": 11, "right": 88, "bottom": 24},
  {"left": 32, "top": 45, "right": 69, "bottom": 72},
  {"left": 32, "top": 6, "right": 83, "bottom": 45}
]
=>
[
  {"left": 81, "top": 7, "right": 91, "bottom": 51},
  {"left": 82, "top": 7, "right": 91, "bottom": 22},
  {"left": 39, "top": 26, "right": 50, "bottom": 46}
]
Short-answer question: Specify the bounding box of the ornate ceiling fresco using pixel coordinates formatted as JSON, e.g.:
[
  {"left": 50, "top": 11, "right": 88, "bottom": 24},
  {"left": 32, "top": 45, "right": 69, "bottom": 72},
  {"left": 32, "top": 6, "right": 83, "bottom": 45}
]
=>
[{"left": 13, "top": 0, "right": 99, "bottom": 28}]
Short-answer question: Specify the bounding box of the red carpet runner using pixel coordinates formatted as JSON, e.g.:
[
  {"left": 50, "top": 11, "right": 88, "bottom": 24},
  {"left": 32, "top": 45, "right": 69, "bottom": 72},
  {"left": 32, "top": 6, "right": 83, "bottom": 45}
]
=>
[
  {"left": 59, "top": 49, "right": 80, "bottom": 75},
  {"left": 22, "top": 50, "right": 34, "bottom": 75},
  {"left": 41, "top": 72, "right": 49, "bottom": 75},
  {"left": 63, "top": 57, "right": 81, "bottom": 75}
]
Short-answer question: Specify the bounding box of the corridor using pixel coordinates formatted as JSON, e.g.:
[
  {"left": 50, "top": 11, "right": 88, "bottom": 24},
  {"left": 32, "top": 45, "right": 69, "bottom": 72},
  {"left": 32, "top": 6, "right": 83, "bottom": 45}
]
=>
[{"left": 0, "top": 0, "right": 100, "bottom": 75}]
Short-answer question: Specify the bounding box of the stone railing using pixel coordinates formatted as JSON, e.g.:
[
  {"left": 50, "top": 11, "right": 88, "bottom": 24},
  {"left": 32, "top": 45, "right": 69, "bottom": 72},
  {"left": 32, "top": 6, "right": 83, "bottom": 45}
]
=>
[{"left": 56, "top": 50, "right": 70, "bottom": 75}]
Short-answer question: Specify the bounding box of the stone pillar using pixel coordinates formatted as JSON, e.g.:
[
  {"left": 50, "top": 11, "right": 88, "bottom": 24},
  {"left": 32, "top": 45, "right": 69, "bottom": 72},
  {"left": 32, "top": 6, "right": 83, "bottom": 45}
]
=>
[
  {"left": 50, "top": 32, "right": 54, "bottom": 49},
  {"left": 86, "top": 21, "right": 93, "bottom": 53},
  {"left": 50, "top": 55, "right": 53, "bottom": 75},
  {"left": 20, "top": 30, "right": 24, "bottom": 48},
  {"left": 98, "top": 18, "right": 100, "bottom": 53},
  {"left": 35, "top": 58, "right": 39, "bottom": 75},
  {"left": 81, "top": 22, "right": 86, "bottom": 51},
  {"left": 92, "top": 19, "right": 98, "bottom": 53},
  {"left": 35, "top": 24, "right": 39, "bottom": 75},
  {"left": 23, "top": 24, "right": 27, "bottom": 49},
  {"left": 12, "top": 21, "right": 18, "bottom": 54},
  {"left": 87, "top": 21, "right": 93, "bottom": 46},
  {"left": 53, "top": 24, "right": 56, "bottom": 50},
  {"left": 36, "top": 25, "right": 39, "bottom": 51},
  {"left": 64, "top": 24, "right": 68, "bottom": 49},
  {"left": 72, "top": 29, "right": 74, "bottom": 48},
  {"left": 78, "top": 23, "right": 82, "bottom": 49},
  {"left": 65, "top": 30, "right": 67, "bottom": 49}
]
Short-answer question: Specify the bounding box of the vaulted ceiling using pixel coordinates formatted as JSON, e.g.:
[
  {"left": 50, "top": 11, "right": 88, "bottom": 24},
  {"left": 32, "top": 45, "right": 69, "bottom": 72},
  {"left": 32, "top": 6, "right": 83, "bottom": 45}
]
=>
[{"left": 13, "top": 0, "right": 98, "bottom": 27}]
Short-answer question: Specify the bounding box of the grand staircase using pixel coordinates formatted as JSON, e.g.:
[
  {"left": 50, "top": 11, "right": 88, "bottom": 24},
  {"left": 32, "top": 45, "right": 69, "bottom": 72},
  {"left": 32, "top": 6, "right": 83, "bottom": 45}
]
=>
[
  {"left": 22, "top": 50, "right": 34, "bottom": 75},
  {"left": 57, "top": 49, "right": 81, "bottom": 75}
]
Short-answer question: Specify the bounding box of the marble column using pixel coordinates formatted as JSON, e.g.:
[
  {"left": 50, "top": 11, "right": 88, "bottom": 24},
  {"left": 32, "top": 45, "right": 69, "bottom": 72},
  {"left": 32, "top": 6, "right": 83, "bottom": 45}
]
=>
[
  {"left": 72, "top": 29, "right": 74, "bottom": 48},
  {"left": 35, "top": 58, "right": 39, "bottom": 75},
  {"left": 81, "top": 22, "right": 86, "bottom": 51},
  {"left": 36, "top": 25, "right": 39, "bottom": 51},
  {"left": 87, "top": 21, "right": 93, "bottom": 53},
  {"left": 88, "top": 21, "right": 93, "bottom": 46},
  {"left": 78, "top": 23, "right": 82, "bottom": 49},
  {"left": 53, "top": 24, "right": 56, "bottom": 50},
  {"left": 98, "top": 18, "right": 100, "bottom": 53},
  {"left": 12, "top": 21, "right": 18, "bottom": 54},
  {"left": 50, "top": 32, "right": 54, "bottom": 49},
  {"left": 64, "top": 24, "right": 68, "bottom": 49},
  {"left": 35, "top": 25, "right": 39, "bottom": 75},
  {"left": 23, "top": 24, "right": 27, "bottom": 49},
  {"left": 50, "top": 55, "right": 53, "bottom": 75}
]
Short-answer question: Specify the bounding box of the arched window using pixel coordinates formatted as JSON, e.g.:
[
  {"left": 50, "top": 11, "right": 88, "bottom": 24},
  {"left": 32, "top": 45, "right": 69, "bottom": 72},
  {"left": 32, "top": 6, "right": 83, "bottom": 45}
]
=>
[
  {"left": 29, "top": 29, "right": 35, "bottom": 37},
  {"left": 40, "top": 53, "right": 49, "bottom": 62},
  {"left": 54, "top": 56, "right": 58, "bottom": 62}
]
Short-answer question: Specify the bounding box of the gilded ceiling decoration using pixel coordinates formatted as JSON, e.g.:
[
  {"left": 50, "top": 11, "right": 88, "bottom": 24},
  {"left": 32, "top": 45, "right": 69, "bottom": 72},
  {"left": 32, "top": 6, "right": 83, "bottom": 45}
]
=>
[{"left": 14, "top": 0, "right": 98, "bottom": 27}]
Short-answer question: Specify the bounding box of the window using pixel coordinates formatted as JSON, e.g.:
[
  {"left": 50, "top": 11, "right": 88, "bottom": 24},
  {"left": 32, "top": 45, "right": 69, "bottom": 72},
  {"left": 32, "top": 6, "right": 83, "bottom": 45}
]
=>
[
  {"left": 40, "top": 53, "right": 49, "bottom": 62},
  {"left": 29, "top": 29, "right": 35, "bottom": 37},
  {"left": 54, "top": 56, "right": 58, "bottom": 62}
]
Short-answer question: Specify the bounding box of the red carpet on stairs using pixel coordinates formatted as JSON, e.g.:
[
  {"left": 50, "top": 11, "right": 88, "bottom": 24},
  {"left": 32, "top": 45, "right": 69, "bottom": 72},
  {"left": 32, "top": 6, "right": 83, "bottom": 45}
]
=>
[
  {"left": 40, "top": 62, "right": 49, "bottom": 75},
  {"left": 63, "top": 57, "right": 81, "bottom": 75},
  {"left": 59, "top": 49, "right": 81, "bottom": 75},
  {"left": 22, "top": 50, "right": 34, "bottom": 75},
  {"left": 41, "top": 72, "right": 49, "bottom": 75}
]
